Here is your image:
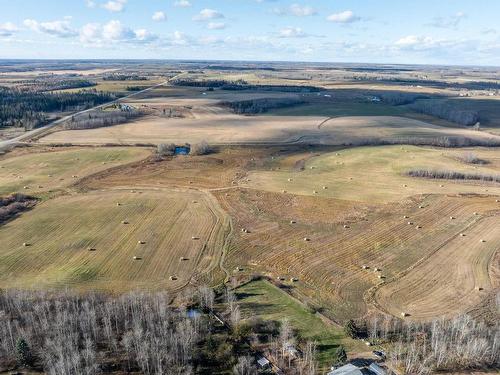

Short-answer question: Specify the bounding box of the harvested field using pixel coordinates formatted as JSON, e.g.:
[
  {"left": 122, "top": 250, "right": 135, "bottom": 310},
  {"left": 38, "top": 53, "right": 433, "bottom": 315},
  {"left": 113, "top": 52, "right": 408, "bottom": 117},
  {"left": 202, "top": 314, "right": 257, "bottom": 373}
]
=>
[
  {"left": 215, "top": 188, "right": 499, "bottom": 321},
  {"left": 38, "top": 95, "right": 500, "bottom": 146},
  {"left": 0, "top": 188, "right": 229, "bottom": 291},
  {"left": 246, "top": 145, "right": 500, "bottom": 203},
  {"left": 0, "top": 147, "right": 150, "bottom": 196},
  {"left": 373, "top": 214, "right": 500, "bottom": 320}
]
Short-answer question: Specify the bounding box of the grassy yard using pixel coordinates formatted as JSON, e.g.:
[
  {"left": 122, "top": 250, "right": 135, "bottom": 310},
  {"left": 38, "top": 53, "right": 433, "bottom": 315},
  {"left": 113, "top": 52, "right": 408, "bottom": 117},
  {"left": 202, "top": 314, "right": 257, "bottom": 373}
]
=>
[{"left": 235, "top": 279, "right": 362, "bottom": 369}]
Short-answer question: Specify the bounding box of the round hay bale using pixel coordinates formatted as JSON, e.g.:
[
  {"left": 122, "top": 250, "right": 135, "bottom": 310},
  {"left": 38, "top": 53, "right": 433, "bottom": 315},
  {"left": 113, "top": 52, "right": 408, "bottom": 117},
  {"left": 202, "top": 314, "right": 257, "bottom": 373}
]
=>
[
  {"left": 116, "top": 203, "right": 121, "bottom": 206},
  {"left": 282, "top": 190, "right": 287, "bottom": 193},
  {"left": 180, "top": 257, "right": 188, "bottom": 261},
  {"left": 138, "top": 240, "right": 145, "bottom": 244},
  {"left": 480, "top": 239, "right": 486, "bottom": 243},
  {"left": 322, "top": 186, "right": 328, "bottom": 189},
  {"left": 416, "top": 225, "right": 422, "bottom": 229},
  {"left": 122, "top": 220, "right": 129, "bottom": 224},
  {"left": 418, "top": 205, "right": 424, "bottom": 209},
  {"left": 287, "top": 178, "right": 292, "bottom": 182},
  {"left": 401, "top": 312, "right": 408, "bottom": 317},
  {"left": 365, "top": 341, "right": 371, "bottom": 346},
  {"left": 476, "top": 286, "right": 483, "bottom": 291},
  {"left": 169, "top": 275, "right": 177, "bottom": 281},
  {"left": 403, "top": 215, "right": 409, "bottom": 219},
  {"left": 313, "top": 190, "right": 318, "bottom": 194},
  {"left": 343, "top": 225, "right": 349, "bottom": 229},
  {"left": 192, "top": 236, "right": 200, "bottom": 240},
  {"left": 450, "top": 216, "right": 455, "bottom": 220},
  {"left": 474, "top": 212, "right": 478, "bottom": 215},
  {"left": 290, "top": 220, "right": 296, "bottom": 224},
  {"left": 22, "top": 242, "right": 30, "bottom": 247},
  {"left": 303, "top": 237, "right": 310, "bottom": 241},
  {"left": 403, "top": 184, "right": 407, "bottom": 187},
  {"left": 408, "top": 222, "right": 413, "bottom": 225},
  {"left": 290, "top": 277, "right": 298, "bottom": 282},
  {"left": 133, "top": 256, "right": 141, "bottom": 260},
  {"left": 460, "top": 233, "right": 466, "bottom": 237},
  {"left": 362, "top": 265, "right": 369, "bottom": 270},
  {"left": 88, "top": 247, "right": 97, "bottom": 251}
]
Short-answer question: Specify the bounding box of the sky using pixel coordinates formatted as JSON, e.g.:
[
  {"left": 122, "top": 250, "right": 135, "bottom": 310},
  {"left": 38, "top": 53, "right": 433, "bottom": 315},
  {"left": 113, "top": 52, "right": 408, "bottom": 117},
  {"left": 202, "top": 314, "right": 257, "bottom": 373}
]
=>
[{"left": 0, "top": 0, "right": 499, "bottom": 65}]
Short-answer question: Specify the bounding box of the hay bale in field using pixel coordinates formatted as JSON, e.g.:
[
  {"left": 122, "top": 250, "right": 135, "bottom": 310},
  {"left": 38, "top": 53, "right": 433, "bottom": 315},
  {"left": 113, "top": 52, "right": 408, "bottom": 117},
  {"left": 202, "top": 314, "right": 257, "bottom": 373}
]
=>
[
  {"left": 282, "top": 190, "right": 287, "bottom": 193},
  {"left": 313, "top": 190, "right": 318, "bottom": 194},
  {"left": 235, "top": 267, "right": 243, "bottom": 272},
  {"left": 88, "top": 247, "right": 97, "bottom": 251},
  {"left": 138, "top": 240, "right": 145, "bottom": 244},
  {"left": 323, "top": 186, "right": 327, "bottom": 189},
  {"left": 290, "top": 277, "right": 298, "bottom": 282},
  {"left": 169, "top": 275, "right": 177, "bottom": 281},
  {"left": 48, "top": 174, "right": 52, "bottom": 177},
  {"left": 343, "top": 224, "right": 350, "bottom": 229},
  {"left": 22, "top": 242, "right": 30, "bottom": 247},
  {"left": 403, "top": 215, "right": 409, "bottom": 219},
  {"left": 374, "top": 267, "right": 380, "bottom": 272},
  {"left": 362, "top": 265, "right": 369, "bottom": 270},
  {"left": 192, "top": 200, "right": 198, "bottom": 203},
  {"left": 418, "top": 205, "right": 424, "bottom": 209},
  {"left": 192, "top": 236, "right": 200, "bottom": 240},
  {"left": 290, "top": 220, "right": 296, "bottom": 224},
  {"left": 401, "top": 312, "right": 408, "bottom": 317},
  {"left": 476, "top": 286, "right": 483, "bottom": 291},
  {"left": 460, "top": 233, "right": 466, "bottom": 237},
  {"left": 440, "top": 184, "right": 444, "bottom": 187},
  {"left": 408, "top": 221, "right": 413, "bottom": 225},
  {"left": 23, "top": 186, "right": 29, "bottom": 189},
  {"left": 116, "top": 203, "right": 121, "bottom": 206},
  {"left": 480, "top": 239, "right": 486, "bottom": 243},
  {"left": 133, "top": 256, "right": 141, "bottom": 260},
  {"left": 403, "top": 184, "right": 407, "bottom": 187},
  {"left": 365, "top": 341, "right": 371, "bottom": 347},
  {"left": 310, "top": 166, "right": 315, "bottom": 169},
  {"left": 450, "top": 216, "right": 455, "bottom": 220},
  {"left": 122, "top": 220, "right": 129, "bottom": 224},
  {"left": 474, "top": 212, "right": 478, "bottom": 215},
  {"left": 303, "top": 237, "right": 310, "bottom": 241},
  {"left": 288, "top": 178, "right": 293, "bottom": 182},
  {"left": 180, "top": 257, "right": 188, "bottom": 261},
  {"left": 416, "top": 225, "right": 422, "bottom": 229},
  {"left": 496, "top": 199, "right": 499, "bottom": 202},
  {"left": 277, "top": 276, "right": 285, "bottom": 281},
  {"left": 72, "top": 175, "right": 78, "bottom": 178}
]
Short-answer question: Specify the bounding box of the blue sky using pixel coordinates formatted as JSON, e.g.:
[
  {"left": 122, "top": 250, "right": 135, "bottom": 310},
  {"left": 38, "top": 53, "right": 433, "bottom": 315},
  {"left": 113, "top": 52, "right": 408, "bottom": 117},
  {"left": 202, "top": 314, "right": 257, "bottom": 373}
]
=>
[{"left": 0, "top": 0, "right": 499, "bottom": 65}]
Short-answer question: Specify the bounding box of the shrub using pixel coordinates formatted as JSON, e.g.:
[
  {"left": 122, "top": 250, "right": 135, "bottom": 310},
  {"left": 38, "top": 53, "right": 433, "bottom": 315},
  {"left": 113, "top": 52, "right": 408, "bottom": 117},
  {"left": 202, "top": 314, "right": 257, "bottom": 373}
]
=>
[
  {"left": 157, "top": 143, "right": 176, "bottom": 156},
  {"left": 16, "top": 338, "right": 33, "bottom": 367},
  {"left": 190, "top": 141, "right": 211, "bottom": 156}
]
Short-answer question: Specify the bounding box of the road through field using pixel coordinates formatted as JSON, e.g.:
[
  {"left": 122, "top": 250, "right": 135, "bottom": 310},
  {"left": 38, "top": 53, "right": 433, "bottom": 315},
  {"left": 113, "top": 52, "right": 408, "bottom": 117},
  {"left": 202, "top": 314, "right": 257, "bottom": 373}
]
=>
[{"left": 0, "top": 74, "right": 183, "bottom": 151}]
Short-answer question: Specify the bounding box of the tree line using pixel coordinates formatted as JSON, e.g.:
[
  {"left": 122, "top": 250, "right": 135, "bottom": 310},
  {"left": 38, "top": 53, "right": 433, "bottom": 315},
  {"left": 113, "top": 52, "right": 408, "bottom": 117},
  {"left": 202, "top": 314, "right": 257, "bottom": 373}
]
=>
[
  {"left": 0, "top": 87, "right": 115, "bottom": 130},
  {"left": 222, "top": 98, "right": 306, "bottom": 114}
]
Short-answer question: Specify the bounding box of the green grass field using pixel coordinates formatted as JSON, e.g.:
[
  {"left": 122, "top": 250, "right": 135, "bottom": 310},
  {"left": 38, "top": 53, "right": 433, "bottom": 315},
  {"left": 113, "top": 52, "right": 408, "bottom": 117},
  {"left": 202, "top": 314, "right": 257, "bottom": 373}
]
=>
[
  {"left": 267, "top": 101, "right": 407, "bottom": 117},
  {"left": 236, "top": 279, "right": 363, "bottom": 369},
  {"left": 247, "top": 145, "right": 500, "bottom": 203},
  {"left": 0, "top": 147, "right": 150, "bottom": 196}
]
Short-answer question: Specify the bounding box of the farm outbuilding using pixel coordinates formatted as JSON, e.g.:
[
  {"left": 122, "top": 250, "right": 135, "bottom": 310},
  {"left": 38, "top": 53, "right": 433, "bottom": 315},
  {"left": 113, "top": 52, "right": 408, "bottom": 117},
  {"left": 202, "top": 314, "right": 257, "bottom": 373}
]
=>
[{"left": 327, "top": 363, "right": 363, "bottom": 375}]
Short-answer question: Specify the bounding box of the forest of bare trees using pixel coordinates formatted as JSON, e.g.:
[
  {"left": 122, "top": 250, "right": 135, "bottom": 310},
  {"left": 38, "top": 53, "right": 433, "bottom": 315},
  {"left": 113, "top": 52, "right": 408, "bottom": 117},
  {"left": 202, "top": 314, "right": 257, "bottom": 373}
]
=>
[
  {"left": 410, "top": 99, "right": 480, "bottom": 126},
  {"left": 222, "top": 98, "right": 305, "bottom": 114},
  {"left": 63, "top": 105, "right": 143, "bottom": 130},
  {"left": 364, "top": 314, "right": 499, "bottom": 374},
  {"left": 406, "top": 169, "right": 500, "bottom": 183},
  {"left": 0, "top": 194, "right": 37, "bottom": 225}
]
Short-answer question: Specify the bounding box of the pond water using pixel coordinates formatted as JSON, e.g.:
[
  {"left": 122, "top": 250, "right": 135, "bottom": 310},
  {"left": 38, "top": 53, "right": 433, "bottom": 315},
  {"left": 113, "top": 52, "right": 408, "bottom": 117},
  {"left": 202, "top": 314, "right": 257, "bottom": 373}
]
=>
[{"left": 174, "top": 146, "right": 190, "bottom": 155}]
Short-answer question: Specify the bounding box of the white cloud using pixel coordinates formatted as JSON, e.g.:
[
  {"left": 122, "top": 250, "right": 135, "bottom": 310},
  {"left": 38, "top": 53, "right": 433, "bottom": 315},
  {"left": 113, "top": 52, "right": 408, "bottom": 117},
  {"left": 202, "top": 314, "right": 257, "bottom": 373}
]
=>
[
  {"left": 24, "top": 18, "right": 77, "bottom": 38},
  {"left": 193, "top": 9, "right": 224, "bottom": 21},
  {"left": 207, "top": 22, "right": 226, "bottom": 30},
  {"left": 102, "top": 0, "right": 126, "bottom": 13},
  {"left": 289, "top": 4, "right": 316, "bottom": 17},
  {"left": 174, "top": 0, "right": 191, "bottom": 7},
  {"left": 428, "top": 12, "right": 466, "bottom": 28},
  {"left": 273, "top": 4, "right": 316, "bottom": 17},
  {"left": 279, "top": 27, "right": 305, "bottom": 38},
  {"left": 395, "top": 35, "right": 436, "bottom": 49},
  {"left": 80, "top": 20, "right": 157, "bottom": 45},
  {"left": 0, "top": 22, "right": 18, "bottom": 37},
  {"left": 327, "top": 10, "right": 360, "bottom": 23},
  {"left": 152, "top": 11, "right": 167, "bottom": 22},
  {"left": 86, "top": 0, "right": 96, "bottom": 8}
]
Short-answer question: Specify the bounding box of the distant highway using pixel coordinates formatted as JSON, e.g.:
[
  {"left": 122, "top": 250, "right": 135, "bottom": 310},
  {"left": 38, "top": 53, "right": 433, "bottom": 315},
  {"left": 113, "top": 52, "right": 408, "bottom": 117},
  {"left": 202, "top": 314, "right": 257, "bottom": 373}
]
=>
[{"left": 0, "top": 75, "right": 181, "bottom": 151}]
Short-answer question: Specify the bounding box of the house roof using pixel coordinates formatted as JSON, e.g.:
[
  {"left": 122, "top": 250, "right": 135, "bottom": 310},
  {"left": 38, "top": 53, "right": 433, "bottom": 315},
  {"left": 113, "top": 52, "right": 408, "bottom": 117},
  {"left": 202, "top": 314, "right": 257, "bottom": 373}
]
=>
[{"left": 327, "top": 364, "right": 364, "bottom": 375}]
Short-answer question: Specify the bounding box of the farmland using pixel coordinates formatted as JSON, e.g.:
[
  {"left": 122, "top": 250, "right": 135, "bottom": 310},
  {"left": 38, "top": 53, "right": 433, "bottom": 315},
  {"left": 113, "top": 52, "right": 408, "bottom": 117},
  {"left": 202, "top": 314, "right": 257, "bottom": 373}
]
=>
[
  {"left": 0, "top": 60, "right": 499, "bottom": 373},
  {"left": 0, "top": 188, "right": 229, "bottom": 292}
]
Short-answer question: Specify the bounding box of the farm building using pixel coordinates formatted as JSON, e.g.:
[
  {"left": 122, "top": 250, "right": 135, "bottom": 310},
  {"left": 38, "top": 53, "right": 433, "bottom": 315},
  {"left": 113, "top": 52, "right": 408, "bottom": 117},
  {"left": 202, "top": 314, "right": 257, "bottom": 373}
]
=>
[
  {"left": 257, "top": 357, "right": 270, "bottom": 369},
  {"left": 327, "top": 363, "right": 363, "bottom": 375},
  {"left": 368, "top": 363, "right": 387, "bottom": 375}
]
